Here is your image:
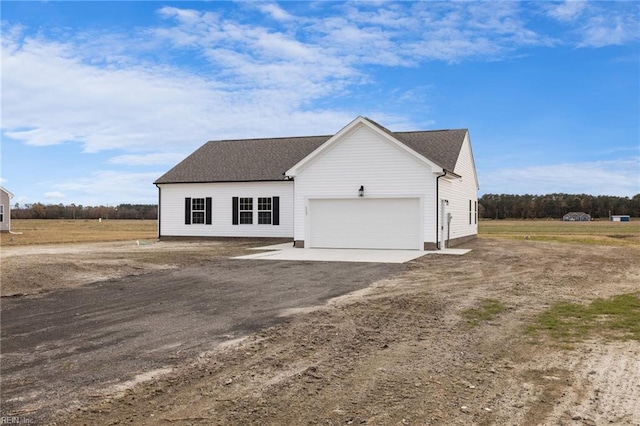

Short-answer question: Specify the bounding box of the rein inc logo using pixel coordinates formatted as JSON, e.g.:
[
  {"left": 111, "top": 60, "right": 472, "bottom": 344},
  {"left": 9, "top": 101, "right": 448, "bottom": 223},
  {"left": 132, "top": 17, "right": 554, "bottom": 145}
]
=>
[{"left": 1, "top": 418, "right": 34, "bottom": 424}]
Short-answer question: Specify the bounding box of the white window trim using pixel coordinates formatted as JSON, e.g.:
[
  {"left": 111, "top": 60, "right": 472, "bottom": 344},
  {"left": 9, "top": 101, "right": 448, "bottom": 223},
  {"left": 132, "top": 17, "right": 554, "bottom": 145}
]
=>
[
  {"left": 239, "top": 197, "right": 253, "bottom": 225},
  {"left": 192, "top": 198, "right": 205, "bottom": 224},
  {"left": 258, "top": 197, "right": 272, "bottom": 225}
]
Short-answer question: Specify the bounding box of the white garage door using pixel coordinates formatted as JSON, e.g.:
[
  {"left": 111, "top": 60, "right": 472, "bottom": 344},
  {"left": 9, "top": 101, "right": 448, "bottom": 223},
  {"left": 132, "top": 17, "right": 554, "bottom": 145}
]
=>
[{"left": 309, "top": 198, "right": 421, "bottom": 250}]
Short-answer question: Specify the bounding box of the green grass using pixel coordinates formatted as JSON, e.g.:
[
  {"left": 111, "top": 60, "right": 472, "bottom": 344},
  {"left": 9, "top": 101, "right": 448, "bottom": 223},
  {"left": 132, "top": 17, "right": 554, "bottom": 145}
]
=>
[
  {"left": 527, "top": 294, "right": 640, "bottom": 342},
  {"left": 479, "top": 219, "right": 640, "bottom": 246},
  {"left": 461, "top": 298, "right": 506, "bottom": 327}
]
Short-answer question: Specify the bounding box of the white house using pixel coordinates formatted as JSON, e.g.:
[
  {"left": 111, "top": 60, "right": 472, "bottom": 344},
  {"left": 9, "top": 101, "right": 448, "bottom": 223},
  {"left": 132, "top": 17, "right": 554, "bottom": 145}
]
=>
[
  {"left": 0, "top": 186, "right": 14, "bottom": 233},
  {"left": 155, "top": 117, "right": 479, "bottom": 250},
  {"left": 563, "top": 212, "right": 591, "bottom": 221}
]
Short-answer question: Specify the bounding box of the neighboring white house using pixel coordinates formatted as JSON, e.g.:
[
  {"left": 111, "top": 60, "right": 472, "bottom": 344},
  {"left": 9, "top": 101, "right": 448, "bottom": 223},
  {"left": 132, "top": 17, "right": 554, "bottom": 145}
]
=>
[
  {"left": 155, "top": 116, "right": 479, "bottom": 250},
  {"left": 563, "top": 212, "right": 591, "bottom": 222},
  {"left": 0, "top": 186, "right": 14, "bottom": 233}
]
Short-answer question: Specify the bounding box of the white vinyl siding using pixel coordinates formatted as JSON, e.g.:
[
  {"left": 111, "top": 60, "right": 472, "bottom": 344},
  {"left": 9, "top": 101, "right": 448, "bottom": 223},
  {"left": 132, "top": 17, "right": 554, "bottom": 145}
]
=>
[
  {"left": 158, "top": 181, "right": 293, "bottom": 238},
  {"left": 439, "top": 133, "right": 478, "bottom": 243},
  {"left": 292, "top": 123, "right": 437, "bottom": 248}
]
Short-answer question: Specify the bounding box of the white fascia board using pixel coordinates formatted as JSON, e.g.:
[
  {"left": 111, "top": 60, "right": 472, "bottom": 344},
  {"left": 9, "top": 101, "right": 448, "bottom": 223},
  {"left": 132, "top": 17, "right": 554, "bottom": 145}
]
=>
[
  {"left": 459, "top": 131, "right": 480, "bottom": 190},
  {"left": 0, "top": 186, "right": 14, "bottom": 199},
  {"left": 286, "top": 116, "right": 442, "bottom": 176}
]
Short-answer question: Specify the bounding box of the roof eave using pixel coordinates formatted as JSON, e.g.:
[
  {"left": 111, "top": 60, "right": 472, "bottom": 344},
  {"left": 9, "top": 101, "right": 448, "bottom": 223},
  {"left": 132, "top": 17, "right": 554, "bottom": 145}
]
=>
[{"left": 154, "top": 178, "right": 292, "bottom": 185}]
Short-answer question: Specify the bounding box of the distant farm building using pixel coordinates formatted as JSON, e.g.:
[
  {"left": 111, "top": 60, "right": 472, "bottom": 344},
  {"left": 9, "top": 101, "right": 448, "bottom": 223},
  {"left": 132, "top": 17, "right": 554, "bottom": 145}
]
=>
[
  {"left": 563, "top": 212, "right": 590, "bottom": 222},
  {"left": 0, "top": 186, "right": 13, "bottom": 232},
  {"left": 610, "top": 215, "right": 630, "bottom": 222}
]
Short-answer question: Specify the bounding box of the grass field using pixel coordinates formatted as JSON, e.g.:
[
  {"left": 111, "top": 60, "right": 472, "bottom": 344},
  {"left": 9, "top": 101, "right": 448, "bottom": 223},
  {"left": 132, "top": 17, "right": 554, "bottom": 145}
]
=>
[
  {"left": 479, "top": 219, "right": 640, "bottom": 246},
  {"left": 1, "top": 218, "right": 638, "bottom": 247},
  {"left": 1, "top": 219, "right": 157, "bottom": 246}
]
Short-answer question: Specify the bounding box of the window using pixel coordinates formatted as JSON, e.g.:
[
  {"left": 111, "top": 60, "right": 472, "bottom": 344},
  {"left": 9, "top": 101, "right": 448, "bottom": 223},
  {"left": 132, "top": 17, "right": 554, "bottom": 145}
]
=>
[
  {"left": 192, "top": 198, "right": 205, "bottom": 224},
  {"left": 0, "top": 204, "right": 3, "bottom": 222},
  {"left": 239, "top": 197, "right": 253, "bottom": 224},
  {"left": 474, "top": 201, "right": 477, "bottom": 225},
  {"left": 232, "top": 196, "right": 279, "bottom": 226},
  {"left": 258, "top": 197, "right": 272, "bottom": 224},
  {"left": 469, "top": 200, "right": 472, "bottom": 225},
  {"left": 185, "top": 197, "right": 212, "bottom": 225}
]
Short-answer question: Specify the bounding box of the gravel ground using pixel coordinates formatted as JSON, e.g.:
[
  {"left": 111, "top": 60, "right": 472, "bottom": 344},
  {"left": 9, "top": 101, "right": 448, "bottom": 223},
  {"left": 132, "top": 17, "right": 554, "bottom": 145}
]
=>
[{"left": 2, "top": 238, "right": 639, "bottom": 425}]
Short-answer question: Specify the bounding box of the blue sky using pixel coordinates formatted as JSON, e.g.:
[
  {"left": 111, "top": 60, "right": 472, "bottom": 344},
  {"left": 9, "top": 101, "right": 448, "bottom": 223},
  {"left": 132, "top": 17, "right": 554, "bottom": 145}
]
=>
[{"left": 1, "top": 1, "right": 639, "bottom": 206}]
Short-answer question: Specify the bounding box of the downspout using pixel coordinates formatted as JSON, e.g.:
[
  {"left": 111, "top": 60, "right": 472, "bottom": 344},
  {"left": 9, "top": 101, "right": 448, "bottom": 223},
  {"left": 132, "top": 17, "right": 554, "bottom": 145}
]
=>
[
  {"left": 284, "top": 174, "right": 295, "bottom": 247},
  {"left": 435, "top": 170, "right": 447, "bottom": 250},
  {"left": 290, "top": 176, "right": 295, "bottom": 247}
]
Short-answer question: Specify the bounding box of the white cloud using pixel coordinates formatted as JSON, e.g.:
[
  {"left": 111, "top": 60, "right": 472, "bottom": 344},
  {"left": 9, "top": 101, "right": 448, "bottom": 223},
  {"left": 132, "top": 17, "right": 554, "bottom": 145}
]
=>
[
  {"left": 546, "top": 1, "right": 587, "bottom": 22},
  {"left": 44, "top": 191, "right": 66, "bottom": 201},
  {"left": 256, "top": 3, "right": 295, "bottom": 22},
  {"left": 578, "top": 13, "right": 640, "bottom": 48},
  {"left": 480, "top": 158, "right": 640, "bottom": 197},
  {"left": 0, "top": 24, "right": 356, "bottom": 155},
  {"left": 543, "top": 1, "right": 640, "bottom": 48}
]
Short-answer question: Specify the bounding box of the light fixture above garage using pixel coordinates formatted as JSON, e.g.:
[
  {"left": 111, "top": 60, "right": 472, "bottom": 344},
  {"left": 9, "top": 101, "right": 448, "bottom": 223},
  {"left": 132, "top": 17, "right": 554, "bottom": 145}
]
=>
[{"left": 358, "top": 185, "right": 364, "bottom": 197}]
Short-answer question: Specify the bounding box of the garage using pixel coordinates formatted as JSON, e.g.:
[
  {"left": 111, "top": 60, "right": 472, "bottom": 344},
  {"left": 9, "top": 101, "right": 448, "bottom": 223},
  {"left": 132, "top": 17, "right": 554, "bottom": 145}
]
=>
[{"left": 308, "top": 198, "right": 422, "bottom": 250}]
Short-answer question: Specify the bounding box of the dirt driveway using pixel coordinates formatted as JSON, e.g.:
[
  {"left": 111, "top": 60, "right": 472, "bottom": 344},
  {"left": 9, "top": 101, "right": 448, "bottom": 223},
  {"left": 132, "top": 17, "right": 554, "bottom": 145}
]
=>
[
  {"left": 1, "top": 243, "right": 404, "bottom": 423},
  {"left": 2, "top": 238, "right": 640, "bottom": 425}
]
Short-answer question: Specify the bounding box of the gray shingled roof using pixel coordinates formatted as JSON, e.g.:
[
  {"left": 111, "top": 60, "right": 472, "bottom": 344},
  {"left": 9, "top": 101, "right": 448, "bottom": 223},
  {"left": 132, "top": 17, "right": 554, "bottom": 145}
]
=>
[{"left": 155, "top": 121, "right": 468, "bottom": 184}]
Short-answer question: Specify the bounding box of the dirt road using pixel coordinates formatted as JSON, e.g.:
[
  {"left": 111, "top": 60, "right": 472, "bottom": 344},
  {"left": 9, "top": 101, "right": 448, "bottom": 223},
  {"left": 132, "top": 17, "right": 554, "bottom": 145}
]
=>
[{"left": 2, "top": 238, "right": 639, "bottom": 425}]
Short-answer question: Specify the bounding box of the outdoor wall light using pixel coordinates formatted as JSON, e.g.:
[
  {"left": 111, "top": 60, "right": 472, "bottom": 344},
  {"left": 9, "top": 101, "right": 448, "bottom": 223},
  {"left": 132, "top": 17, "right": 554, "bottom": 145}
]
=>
[{"left": 358, "top": 185, "right": 364, "bottom": 197}]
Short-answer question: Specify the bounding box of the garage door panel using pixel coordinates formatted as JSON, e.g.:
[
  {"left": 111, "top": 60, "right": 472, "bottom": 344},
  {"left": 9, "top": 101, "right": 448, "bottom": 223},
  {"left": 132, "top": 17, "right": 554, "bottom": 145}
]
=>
[{"left": 309, "top": 198, "right": 420, "bottom": 250}]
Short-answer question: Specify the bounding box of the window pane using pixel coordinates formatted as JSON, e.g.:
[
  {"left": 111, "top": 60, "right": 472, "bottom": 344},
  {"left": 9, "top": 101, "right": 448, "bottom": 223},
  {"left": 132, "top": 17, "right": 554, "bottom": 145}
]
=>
[
  {"left": 192, "top": 211, "right": 205, "bottom": 224},
  {"left": 239, "top": 211, "right": 253, "bottom": 224},
  {"left": 258, "top": 197, "right": 271, "bottom": 211},
  {"left": 240, "top": 198, "right": 253, "bottom": 210},
  {"left": 192, "top": 198, "right": 205, "bottom": 211},
  {"left": 258, "top": 211, "right": 272, "bottom": 224}
]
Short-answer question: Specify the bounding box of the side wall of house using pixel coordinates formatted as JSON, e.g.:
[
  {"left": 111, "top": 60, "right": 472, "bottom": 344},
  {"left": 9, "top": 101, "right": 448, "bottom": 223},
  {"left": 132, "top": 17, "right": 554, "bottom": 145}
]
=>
[
  {"left": 439, "top": 133, "right": 478, "bottom": 245},
  {"left": 0, "top": 190, "right": 10, "bottom": 232},
  {"left": 158, "top": 181, "right": 293, "bottom": 238},
  {"left": 292, "top": 123, "right": 438, "bottom": 246}
]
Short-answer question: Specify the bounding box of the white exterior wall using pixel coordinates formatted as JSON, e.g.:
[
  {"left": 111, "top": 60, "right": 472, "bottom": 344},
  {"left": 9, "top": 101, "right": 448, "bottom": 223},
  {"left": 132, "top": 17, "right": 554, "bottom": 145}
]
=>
[
  {"left": 0, "top": 189, "right": 10, "bottom": 232},
  {"left": 291, "top": 123, "right": 438, "bottom": 246},
  {"left": 439, "top": 133, "right": 479, "bottom": 244},
  {"left": 158, "top": 181, "right": 293, "bottom": 238}
]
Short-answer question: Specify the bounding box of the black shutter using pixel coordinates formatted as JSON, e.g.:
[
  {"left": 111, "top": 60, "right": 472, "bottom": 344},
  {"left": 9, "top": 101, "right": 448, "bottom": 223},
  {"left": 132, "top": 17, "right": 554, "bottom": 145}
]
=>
[
  {"left": 232, "top": 197, "right": 239, "bottom": 225},
  {"left": 205, "top": 197, "right": 212, "bottom": 225},
  {"left": 272, "top": 196, "right": 280, "bottom": 226},
  {"left": 185, "top": 198, "right": 191, "bottom": 225}
]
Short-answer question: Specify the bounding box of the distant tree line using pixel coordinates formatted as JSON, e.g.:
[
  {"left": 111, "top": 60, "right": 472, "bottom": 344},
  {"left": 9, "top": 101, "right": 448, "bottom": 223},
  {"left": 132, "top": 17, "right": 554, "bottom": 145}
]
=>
[
  {"left": 11, "top": 203, "right": 158, "bottom": 220},
  {"left": 479, "top": 193, "right": 640, "bottom": 219}
]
